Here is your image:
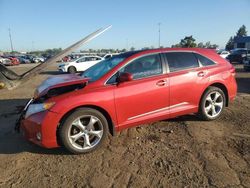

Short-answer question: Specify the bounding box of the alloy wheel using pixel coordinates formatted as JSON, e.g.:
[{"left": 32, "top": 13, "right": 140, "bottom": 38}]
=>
[
  {"left": 68, "top": 115, "right": 103, "bottom": 150},
  {"left": 204, "top": 91, "right": 224, "bottom": 118}
]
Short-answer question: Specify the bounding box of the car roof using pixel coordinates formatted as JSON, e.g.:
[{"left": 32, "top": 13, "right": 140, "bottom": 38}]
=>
[
  {"left": 119, "top": 48, "right": 223, "bottom": 65},
  {"left": 77, "top": 55, "right": 102, "bottom": 59},
  {"left": 123, "top": 48, "right": 217, "bottom": 57}
]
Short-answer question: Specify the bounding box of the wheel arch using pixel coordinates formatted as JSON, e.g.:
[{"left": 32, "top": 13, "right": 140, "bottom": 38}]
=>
[
  {"left": 201, "top": 82, "right": 229, "bottom": 107},
  {"left": 56, "top": 104, "right": 115, "bottom": 145}
]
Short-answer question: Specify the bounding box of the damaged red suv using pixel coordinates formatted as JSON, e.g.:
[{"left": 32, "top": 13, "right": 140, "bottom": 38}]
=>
[{"left": 17, "top": 48, "right": 237, "bottom": 154}]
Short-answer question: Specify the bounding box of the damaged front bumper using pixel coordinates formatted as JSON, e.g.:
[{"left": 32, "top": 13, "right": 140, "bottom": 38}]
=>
[
  {"left": 15, "top": 98, "right": 33, "bottom": 132},
  {"left": 15, "top": 98, "right": 60, "bottom": 148}
]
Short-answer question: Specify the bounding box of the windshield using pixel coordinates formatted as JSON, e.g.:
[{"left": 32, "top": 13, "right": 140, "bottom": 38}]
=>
[{"left": 81, "top": 55, "right": 126, "bottom": 82}]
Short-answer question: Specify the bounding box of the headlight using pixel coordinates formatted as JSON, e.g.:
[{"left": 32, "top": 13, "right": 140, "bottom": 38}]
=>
[{"left": 25, "top": 102, "right": 55, "bottom": 118}]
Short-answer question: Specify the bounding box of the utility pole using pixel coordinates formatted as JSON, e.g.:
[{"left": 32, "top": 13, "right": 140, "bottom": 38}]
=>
[
  {"left": 8, "top": 28, "right": 14, "bottom": 52},
  {"left": 158, "top": 23, "right": 161, "bottom": 48}
]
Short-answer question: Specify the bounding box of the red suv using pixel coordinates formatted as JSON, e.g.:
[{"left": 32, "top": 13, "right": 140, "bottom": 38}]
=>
[{"left": 17, "top": 48, "right": 237, "bottom": 154}]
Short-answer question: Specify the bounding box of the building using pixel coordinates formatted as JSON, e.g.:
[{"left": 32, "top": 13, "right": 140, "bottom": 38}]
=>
[{"left": 234, "top": 36, "right": 250, "bottom": 49}]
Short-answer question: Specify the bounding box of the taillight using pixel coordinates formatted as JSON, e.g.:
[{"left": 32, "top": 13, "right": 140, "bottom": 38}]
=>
[{"left": 230, "top": 67, "right": 236, "bottom": 77}]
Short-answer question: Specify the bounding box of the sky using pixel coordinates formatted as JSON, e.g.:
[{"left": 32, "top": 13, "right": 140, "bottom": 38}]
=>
[{"left": 0, "top": 0, "right": 250, "bottom": 52}]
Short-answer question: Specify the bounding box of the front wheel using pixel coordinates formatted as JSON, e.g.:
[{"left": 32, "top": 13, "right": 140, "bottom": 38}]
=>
[
  {"left": 198, "top": 86, "right": 226, "bottom": 121},
  {"left": 68, "top": 66, "right": 76, "bottom": 74},
  {"left": 59, "top": 108, "right": 108, "bottom": 154}
]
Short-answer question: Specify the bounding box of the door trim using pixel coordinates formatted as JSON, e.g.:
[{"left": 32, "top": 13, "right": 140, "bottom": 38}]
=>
[{"left": 128, "top": 102, "right": 188, "bottom": 120}]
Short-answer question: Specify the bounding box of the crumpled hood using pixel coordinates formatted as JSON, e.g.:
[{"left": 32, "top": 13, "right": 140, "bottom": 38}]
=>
[{"left": 36, "top": 74, "right": 89, "bottom": 98}]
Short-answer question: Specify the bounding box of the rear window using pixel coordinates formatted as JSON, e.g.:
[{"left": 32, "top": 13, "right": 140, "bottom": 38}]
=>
[
  {"left": 194, "top": 53, "right": 215, "bottom": 66},
  {"left": 165, "top": 52, "right": 199, "bottom": 72}
]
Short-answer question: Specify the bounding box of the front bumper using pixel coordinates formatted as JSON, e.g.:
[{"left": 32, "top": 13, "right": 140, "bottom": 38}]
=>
[
  {"left": 58, "top": 66, "right": 67, "bottom": 72},
  {"left": 16, "top": 100, "right": 60, "bottom": 148}
]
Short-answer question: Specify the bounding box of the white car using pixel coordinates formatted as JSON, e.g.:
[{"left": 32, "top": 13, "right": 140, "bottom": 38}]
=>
[
  {"left": 33, "top": 57, "right": 45, "bottom": 63},
  {"left": 217, "top": 50, "right": 230, "bottom": 58},
  {"left": 58, "top": 56, "right": 104, "bottom": 73},
  {"left": 0, "top": 57, "right": 12, "bottom": 66}
]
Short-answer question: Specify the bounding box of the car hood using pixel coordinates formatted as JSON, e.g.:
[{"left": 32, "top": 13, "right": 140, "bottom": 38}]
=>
[{"left": 36, "top": 74, "right": 89, "bottom": 98}]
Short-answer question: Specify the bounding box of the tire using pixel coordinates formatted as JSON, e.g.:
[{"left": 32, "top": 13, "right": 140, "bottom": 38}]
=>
[
  {"left": 59, "top": 108, "right": 108, "bottom": 154},
  {"left": 68, "top": 66, "right": 76, "bottom": 74},
  {"left": 198, "top": 86, "right": 226, "bottom": 121}
]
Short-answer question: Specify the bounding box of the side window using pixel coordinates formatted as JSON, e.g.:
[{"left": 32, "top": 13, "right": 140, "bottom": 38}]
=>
[
  {"left": 94, "top": 57, "right": 101, "bottom": 61},
  {"left": 77, "top": 57, "right": 86, "bottom": 63},
  {"left": 106, "top": 73, "right": 118, "bottom": 84},
  {"left": 165, "top": 52, "right": 199, "bottom": 72},
  {"left": 194, "top": 53, "right": 215, "bottom": 66},
  {"left": 120, "top": 54, "right": 162, "bottom": 79},
  {"left": 85, "top": 57, "right": 93, "bottom": 61}
]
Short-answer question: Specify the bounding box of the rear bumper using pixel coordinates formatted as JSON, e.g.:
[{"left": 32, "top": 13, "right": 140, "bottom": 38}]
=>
[
  {"left": 18, "top": 110, "right": 60, "bottom": 148},
  {"left": 228, "top": 77, "right": 237, "bottom": 103}
]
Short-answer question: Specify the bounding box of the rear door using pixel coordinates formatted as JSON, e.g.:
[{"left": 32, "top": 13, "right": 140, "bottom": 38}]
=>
[{"left": 163, "top": 52, "right": 210, "bottom": 117}]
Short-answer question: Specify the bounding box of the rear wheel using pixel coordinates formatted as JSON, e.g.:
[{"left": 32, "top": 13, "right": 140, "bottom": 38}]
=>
[
  {"left": 198, "top": 86, "right": 226, "bottom": 121},
  {"left": 68, "top": 66, "right": 76, "bottom": 74},
  {"left": 59, "top": 108, "right": 108, "bottom": 154}
]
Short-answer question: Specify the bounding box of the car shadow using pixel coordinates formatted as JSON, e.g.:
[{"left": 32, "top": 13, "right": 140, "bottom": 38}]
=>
[{"left": 167, "top": 115, "right": 201, "bottom": 122}]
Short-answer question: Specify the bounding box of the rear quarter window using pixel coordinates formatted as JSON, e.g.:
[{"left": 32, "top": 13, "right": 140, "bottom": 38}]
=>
[
  {"left": 165, "top": 52, "right": 199, "bottom": 72},
  {"left": 194, "top": 53, "right": 215, "bottom": 66}
]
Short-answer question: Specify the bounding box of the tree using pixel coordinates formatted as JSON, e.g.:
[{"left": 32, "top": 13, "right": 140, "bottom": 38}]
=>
[
  {"left": 225, "top": 36, "right": 234, "bottom": 51},
  {"left": 204, "top": 41, "right": 218, "bottom": 49},
  {"left": 141, "top": 47, "right": 150, "bottom": 50},
  {"left": 130, "top": 47, "right": 135, "bottom": 51},
  {"left": 225, "top": 25, "right": 248, "bottom": 50},
  {"left": 197, "top": 42, "right": 205, "bottom": 48},
  {"left": 179, "top": 35, "right": 197, "bottom": 47},
  {"left": 171, "top": 44, "right": 181, "bottom": 48},
  {"left": 121, "top": 48, "right": 127, "bottom": 52},
  {"left": 236, "top": 25, "right": 247, "bottom": 37}
]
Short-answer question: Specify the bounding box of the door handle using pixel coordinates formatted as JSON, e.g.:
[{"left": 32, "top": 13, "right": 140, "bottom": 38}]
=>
[
  {"left": 197, "top": 71, "right": 205, "bottom": 77},
  {"left": 156, "top": 80, "right": 167, "bottom": 86}
]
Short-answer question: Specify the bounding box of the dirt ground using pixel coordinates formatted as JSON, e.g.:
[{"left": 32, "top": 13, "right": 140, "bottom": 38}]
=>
[{"left": 0, "top": 63, "right": 249, "bottom": 188}]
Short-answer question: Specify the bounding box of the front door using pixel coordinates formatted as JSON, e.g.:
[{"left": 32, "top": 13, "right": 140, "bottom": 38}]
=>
[{"left": 113, "top": 54, "right": 170, "bottom": 130}]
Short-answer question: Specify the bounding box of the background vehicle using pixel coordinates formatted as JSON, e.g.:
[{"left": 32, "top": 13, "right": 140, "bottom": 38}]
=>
[
  {"left": 0, "top": 56, "right": 12, "bottom": 66},
  {"left": 217, "top": 50, "right": 230, "bottom": 58},
  {"left": 4, "top": 56, "right": 20, "bottom": 66},
  {"left": 243, "top": 52, "right": 250, "bottom": 71},
  {"left": 18, "top": 56, "right": 31, "bottom": 64},
  {"left": 33, "top": 57, "right": 45, "bottom": 63},
  {"left": 227, "top": 48, "right": 249, "bottom": 63},
  {"left": 18, "top": 48, "right": 237, "bottom": 154},
  {"left": 58, "top": 55, "right": 104, "bottom": 73}
]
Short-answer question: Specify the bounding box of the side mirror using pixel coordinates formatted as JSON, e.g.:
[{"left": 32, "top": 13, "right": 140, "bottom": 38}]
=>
[{"left": 117, "top": 72, "right": 133, "bottom": 83}]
